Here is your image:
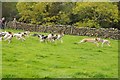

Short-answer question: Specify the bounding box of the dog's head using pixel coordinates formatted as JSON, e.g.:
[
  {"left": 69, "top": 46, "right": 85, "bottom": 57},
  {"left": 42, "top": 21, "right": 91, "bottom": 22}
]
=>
[
  {"left": 23, "top": 32, "right": 27, "bottom": 35},
  {"left": 24, "top": 31, "right": 30, "bottom": 35},
  {"left": 8, "top": 32, "right": 12, "bottom": 34},
  {"left": 18, "top": 32, "right": 21, "bottom": 34},
  {"left": 95, "top": 38, "right": 101, "bottom": 42},
  {"left": 51, "top": 34, "right": 54, "bottom": 36},
  {"left": 61, "top": 33, "right": 64, "bottom": 36},
  {"left": 53, "top": 35, "right": 58, "bottom": 40}
]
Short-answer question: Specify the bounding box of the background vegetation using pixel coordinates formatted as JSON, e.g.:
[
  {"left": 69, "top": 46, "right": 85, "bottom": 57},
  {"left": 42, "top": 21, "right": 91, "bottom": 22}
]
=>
[{"left": 2, "top": 2, "right": 120, "bottom": 29}]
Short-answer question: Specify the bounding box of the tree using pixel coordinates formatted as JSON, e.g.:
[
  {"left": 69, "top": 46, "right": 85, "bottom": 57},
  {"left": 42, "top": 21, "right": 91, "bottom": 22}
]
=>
[
  {"left": 16, "top": 2, "right": 119, "bottom": 29},
  {"left": 72, "top": 2, "right": 118, "bottom": 28},
  {"left": 2, "top": 2, "right": 19, "bottom": 21}
]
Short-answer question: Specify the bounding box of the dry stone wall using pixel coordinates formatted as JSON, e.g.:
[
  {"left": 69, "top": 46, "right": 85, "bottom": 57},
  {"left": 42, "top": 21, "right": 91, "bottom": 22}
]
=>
[{"left": 7, "top": 21, "right": 120, "bottom": 40}]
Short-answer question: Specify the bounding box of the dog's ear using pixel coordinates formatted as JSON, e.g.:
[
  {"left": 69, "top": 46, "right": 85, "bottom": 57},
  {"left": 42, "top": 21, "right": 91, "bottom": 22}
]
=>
[
  {"left": 8, "top": 32, "right": 12, "bottom": 34},
  {"left": 51, "top": 34, "right": 54, "bottom": 36},
  {"left": 95, "top": 38, "right": 98, "bottom": 41},
  {"left": 18, "top": 32, "right": 21, "bottom": 34},
  {"left": 24, "top": 32, "right": 27, "bottom": 35},
  {"left": 22, "top": 34, "right": 25, "bottom": 37},
  {"left": 38, "top": 35, "right": 40, "bottom": 37}
]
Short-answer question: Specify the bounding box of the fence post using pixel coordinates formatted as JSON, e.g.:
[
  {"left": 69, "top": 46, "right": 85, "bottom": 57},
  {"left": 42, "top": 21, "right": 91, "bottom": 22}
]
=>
[
  {"left": 70, "top": 26, "right": 74, "bottom": 35},
  {"left": 35, "top": 25, "right": 36, "bottom": 32}
]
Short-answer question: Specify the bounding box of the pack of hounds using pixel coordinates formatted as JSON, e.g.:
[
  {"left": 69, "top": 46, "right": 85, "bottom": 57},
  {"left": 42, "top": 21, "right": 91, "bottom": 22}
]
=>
[
  {"left": 0, "top": 30, "right": 64, "bottom": 44},
  {"left": 0, "top": 30, "right": 110, "bottom": 47}
]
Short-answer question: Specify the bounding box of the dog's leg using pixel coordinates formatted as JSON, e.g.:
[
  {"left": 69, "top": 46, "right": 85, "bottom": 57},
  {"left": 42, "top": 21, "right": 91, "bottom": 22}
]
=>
[
  {"left": 23, "top": 37, "right": 26, "bottom": 40},
  {"left": 74, "top": 40, "right": 83, "bottom": 44},
  {"left": 3, "top": 35, "right": 9, "bottom": 41},
  {"left": 101, "top": 42, "right": 104, "bottom": 47},
  {"left": 43, "top": 39, "right": 47, "bottom": 43},
  {"left": 107, "top": 41, "right": 111, "bottom": 46},
  {"left": 8, "top": 39, "right": 11, "bottom": 44},
  {"left": 52, "top": 39, "right": 55, "bottom": 42},
  {"left": 21, "top": 38, "right": 24, "bottom": 41},
  {"left": 4, "top": 37, "right": 8, "bottom": 41},
  {"left": 60, "top": 39, "right": 63, "bottom": 43},
  {"left": 17, "top": 36, "right": 20, "bottom": 40},
  {"left": 97, "top": 43, "right": 99, "bottom": 47},
  {"left": 108, "top": 43, "right": 110, "bottom": 46},
  {"left": 17, "top": 36, "right": 21, "bottom": 40},
  {"left": 0, "top": 37, "right": 2, "bottom": 41},
  {"left": 17, "top": 37, "right": 21, "bottom": 40},
  {"left": 78, "top": 41, "right": 82, "bottom": 44},
  {"left": 8, "top": 36, "right": 13, "bottom": 44},
  {"left": 49, "top": 38, "right": 53, "bottom": 43},
  {"left": 27, "top": 34, "right": 30, "bottom": 38},
  {"left": 40, "top": 39, "right": 44, "bottom": 42},
  {"left": 80, "top": 39, "right": 85, "bottom": 43},
  {"left": 94, "top": 42, "right": 99, "bottom": 47},
  {"left": 44, "top": 40, "right": 48, "bottom": 44},
  {"left": 49, "top": 39, "right": 51, "bottom": 43},
  {"left": 5, "top": 35, "right": 12, "bottom": 43},
  {"left": 22, "top": 37, "right": 26, "bottom": 41}
]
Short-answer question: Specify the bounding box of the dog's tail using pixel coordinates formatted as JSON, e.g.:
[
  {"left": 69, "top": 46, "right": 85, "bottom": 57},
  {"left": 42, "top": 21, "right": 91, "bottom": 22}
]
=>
[{"left": 108, "top": 40, "right": 111, "bottom": 46}]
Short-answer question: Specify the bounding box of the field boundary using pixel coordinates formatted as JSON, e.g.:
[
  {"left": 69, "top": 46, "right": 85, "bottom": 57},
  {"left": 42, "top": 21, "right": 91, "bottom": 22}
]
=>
[{"left": 6, "top": 21, "right": 120, "bottom": 40}]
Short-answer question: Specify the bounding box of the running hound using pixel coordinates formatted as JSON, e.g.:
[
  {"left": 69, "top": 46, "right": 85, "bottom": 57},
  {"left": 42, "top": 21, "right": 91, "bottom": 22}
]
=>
[
  {"left": 18, "top": 31, "right": 30, "bottom": 37},
  {"left": 75, "top": 38, "right": 99, "bottom": 46},
  {"left": 32, "top": 33, "right": 48, "bottom": 42},
  {"left": 0, "top": 31, "right": 8, "bottom": 41},
  {"left": 3, "top": 32, "right": 13, "bottom": 43},
  {"left": 13, "top": 33, "right": 26, "bottom": 41},
  {"left": 97, "top": 38, "right": 111, "bottom": 47},
  {"left": 52, "top": 32, "right": 64, "bottom": 43}
]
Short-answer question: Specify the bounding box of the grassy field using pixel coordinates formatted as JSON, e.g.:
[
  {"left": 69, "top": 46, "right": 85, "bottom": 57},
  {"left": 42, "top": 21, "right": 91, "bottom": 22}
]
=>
[{"left": 1, "top": 29, "right": 118, "bottom": 78}]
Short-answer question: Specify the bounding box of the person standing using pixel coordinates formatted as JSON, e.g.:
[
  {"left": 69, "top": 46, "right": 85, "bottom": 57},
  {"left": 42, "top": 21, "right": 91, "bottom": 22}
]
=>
[
  {"left": 1, "top": 17, "right": 6, "bottom": 29},
  {"left": 0, "top": 18, "right": 2, "bottom": 29},
  {"left": 13, "top": 18, "right": 17, "bottom": 29}
]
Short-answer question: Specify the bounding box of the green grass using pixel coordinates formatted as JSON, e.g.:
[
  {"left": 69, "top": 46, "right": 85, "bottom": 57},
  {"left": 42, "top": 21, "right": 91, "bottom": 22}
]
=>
[{"left": 1, "top": 29, "right": 118, "bottom": 78}]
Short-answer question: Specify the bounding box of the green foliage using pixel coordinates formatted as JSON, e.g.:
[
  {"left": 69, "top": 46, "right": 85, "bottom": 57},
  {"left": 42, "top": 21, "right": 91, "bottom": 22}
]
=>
[
  {"left": 75, "top": 20, "right": 100, "bottom": 28},
  {"left": 16, "top": 2, "right": 47, "bottom": 24},
  {"left": 3, "top": 2, "right": 119, "bottom": 28},
  {"left": 73, "top": 2, "right": 118, "bottom": 28},
  {"left": 2, "top": 2, "right": 19, "bottom": 21}
]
